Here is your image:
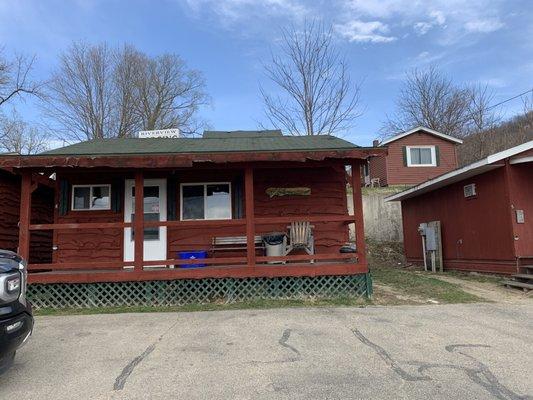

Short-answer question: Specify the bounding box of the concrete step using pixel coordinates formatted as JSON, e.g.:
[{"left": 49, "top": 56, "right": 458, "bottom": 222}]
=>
[{"left": 503, "top": 280, "right": 533, "bottom": 290}]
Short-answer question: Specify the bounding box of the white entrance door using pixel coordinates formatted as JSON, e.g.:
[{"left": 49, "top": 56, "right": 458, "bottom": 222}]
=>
[{"left": 124, "top": 179, "right": 167, "bottom": 265}]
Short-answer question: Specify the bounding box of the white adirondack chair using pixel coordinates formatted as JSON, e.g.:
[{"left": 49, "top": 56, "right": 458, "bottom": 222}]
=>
[{"left": 286, "top": 221, "right": 315, "bottom": 262}]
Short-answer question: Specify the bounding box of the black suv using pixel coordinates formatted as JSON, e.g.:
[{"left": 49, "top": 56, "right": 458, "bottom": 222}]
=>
[{"left": 0, "top": 250, "right": 33, "bottom": 374}]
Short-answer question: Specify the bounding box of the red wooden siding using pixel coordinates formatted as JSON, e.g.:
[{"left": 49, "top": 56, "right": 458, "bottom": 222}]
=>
[
  {"left": 0, "top": 170, "right": 21, "bottom": 253},
  {"left": 0, "top": 170, "right": 53, "bottom": 263},
  {"left": 254, "top": 165, "right": 349, "bottom": 251},
  {"left": 372, "top": 131, "right": 459, "bottom": 186},
  {"left": 368, "top": 155, "right": 387, "bottom": 186},
  {"left": 53, "top": 171, "right": 126, "bottom": 264},
  {"left": 168, "top": 165, "right": 349, "bottom": 256},
  {"left": 506, "top": 163, "right": 533, "bottom": 257},
  {"left": 401, "top": 166, "right": 517, "bottom": 274},
  {"left": 53, "top": 164, "right": 351, "bottom": 264}
]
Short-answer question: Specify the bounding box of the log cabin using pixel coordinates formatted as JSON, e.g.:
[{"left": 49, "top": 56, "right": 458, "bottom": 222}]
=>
[{"left": 0, "top": 130, "right": 385, "bottom": 306}]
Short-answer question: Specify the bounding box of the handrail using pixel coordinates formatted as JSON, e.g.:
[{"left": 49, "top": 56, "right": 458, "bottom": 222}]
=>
[
  {"left": 29, "top": 214, "right": 355, "bottom": 231},
  {"left": 27, "top": 252, "right": 356, "bottom": 271}
]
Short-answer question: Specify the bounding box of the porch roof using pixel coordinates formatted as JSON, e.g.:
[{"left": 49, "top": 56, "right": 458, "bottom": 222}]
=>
[
  {"left": 42, "top": 134, "right": 358, "bottom": 155},
  {"left": 0, "top": 133, "right": 386, "bottom": 169}
]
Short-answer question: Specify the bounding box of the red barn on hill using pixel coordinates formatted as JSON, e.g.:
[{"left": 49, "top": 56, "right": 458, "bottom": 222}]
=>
[
  {"left": 387, "top": 141, "right": 533, "bottom": 277},
  {"left": 366, "top": 127, "right": 463, "bottom": 187}
]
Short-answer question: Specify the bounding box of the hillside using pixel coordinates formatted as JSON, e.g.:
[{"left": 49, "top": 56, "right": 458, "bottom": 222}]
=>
[{"left": 458, "top": 111, "right": 533, "bottom": 166}]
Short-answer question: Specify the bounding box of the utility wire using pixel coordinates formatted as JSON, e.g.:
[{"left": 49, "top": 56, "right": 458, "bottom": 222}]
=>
[
  {"left": 483, "top": 88, "right": 533, "bottom": 112},
  {"left": 454, "top": 87, "right": 533, "bottom": 129}
]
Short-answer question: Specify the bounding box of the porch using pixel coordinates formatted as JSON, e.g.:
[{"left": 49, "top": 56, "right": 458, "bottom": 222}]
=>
[{"left": 16, "top": 161, "right": 368, "bottom": 285}]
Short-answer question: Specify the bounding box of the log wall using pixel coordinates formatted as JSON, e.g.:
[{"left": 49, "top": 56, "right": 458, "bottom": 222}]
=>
[{"left": 0, "top": 170, "right": 54, "bottom": 263}]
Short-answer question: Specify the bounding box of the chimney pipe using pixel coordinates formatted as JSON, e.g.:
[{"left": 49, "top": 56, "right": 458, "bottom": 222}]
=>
[{"left": 372, "top": 139, "right": 380, "bottom": 147}]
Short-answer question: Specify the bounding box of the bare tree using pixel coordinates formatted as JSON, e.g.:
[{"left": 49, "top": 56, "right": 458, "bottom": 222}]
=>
[
  {"left": 383, "top": 66, "right": 499, "bottom": 139},
  {"left": 383, "top": 66, "right": 469, "bottom": 137},
  {"left": 131, "top": 53, "right": 209, "bottom": 134},
  {"left": 0, "top": 111, "right": 48, "bottom": 154},
  {"left": 45, "top": 42, "right": 115, "bottom": 141},
  {"left": 261, "top": 21, "right": 362, "bottom": 136},
  {"left": 112, "top": 45, "right": 143, "bottom": 137},
  {"left": 45, "top": 42, "right": 209, "bottom": 141},
  {"left": 0, "top": 49, "right": 41, "bottom": 109}
]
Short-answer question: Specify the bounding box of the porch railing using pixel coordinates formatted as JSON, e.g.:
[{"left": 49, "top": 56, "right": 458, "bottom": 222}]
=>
[{"left": 17, "top": 163, "right": 368, "bottom": 284}]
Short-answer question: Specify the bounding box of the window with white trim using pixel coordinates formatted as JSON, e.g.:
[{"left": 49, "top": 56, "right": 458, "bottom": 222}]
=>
[
  {"left": 71, "top": 185, "right": 111, "bottom": 210},
  {"left": 180, "top": 183, "right": 232, "bottom": 220},
  {"left": 406, "top": 146, "right": 437, "bottom": 167}
]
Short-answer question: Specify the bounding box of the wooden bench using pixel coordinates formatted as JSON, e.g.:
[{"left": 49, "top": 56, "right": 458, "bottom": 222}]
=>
[{"left": 211, "top": 235, "right": 264, "bottom": 252}]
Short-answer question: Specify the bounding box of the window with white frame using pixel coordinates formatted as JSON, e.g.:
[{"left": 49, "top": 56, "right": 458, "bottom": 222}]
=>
[
  {"left": 71, "top": 185, "right": 111, "bottom": 210},
  {"left": 181, "top": 183, "right": 232, "bottom": 220},
  {"left": 406, "top": 146, "right": 437, "bottom": 167}
]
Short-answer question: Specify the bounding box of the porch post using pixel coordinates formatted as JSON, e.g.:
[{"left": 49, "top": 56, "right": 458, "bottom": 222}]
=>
[
  {"left": 351, "top": 161, "right": 367, "bottom": 267},
  {"left": 244, "top": 167, "right": 256, "bottom": 267},
  {"left": 18, "top": 171, "right": 32, "bottom": 260},
  {"left": 134, "top": 171, "right": 144, "bottom": 271}
]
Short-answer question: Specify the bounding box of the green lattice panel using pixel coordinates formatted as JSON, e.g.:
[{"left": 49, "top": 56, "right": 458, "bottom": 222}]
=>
[{"left": 27, "top": 274, "right": 371, "bottom": 309}]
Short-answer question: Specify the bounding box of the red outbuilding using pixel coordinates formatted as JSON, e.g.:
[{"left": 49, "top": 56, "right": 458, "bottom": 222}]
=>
[
  {"left": 366, "top": 126, "right": 463, "bottom": 187},
  {"left": 387, "top": 140, "right": 533, "bottom": 276}
]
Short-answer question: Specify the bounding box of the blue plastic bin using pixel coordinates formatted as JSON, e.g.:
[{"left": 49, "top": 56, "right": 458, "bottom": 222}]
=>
[{"left": 178, "top": 250, "right": 208, "bottom": 268}]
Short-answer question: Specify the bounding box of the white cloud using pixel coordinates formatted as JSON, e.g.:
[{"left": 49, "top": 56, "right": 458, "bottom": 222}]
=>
[
  {"left": 334, "top": 20, "right": 396, "bottom": 43},
  {"left": 413, "top": 22, "right": 432, "bottom": 35},
  {"left": 465, "top": 18, "right": 504, "bottom": 33},
  {"left": 183, "top": 0, "right": 310, "bottom": 24},
  {"left": 429, "top": 10, "right": 446, "bottom": 25},
  {"left": 339, "top": 0, "right": 504, "bottom": 44}
]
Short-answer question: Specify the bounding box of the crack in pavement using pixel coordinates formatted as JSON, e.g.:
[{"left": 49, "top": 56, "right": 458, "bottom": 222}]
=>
[
  {"left": 351, "top": 328, "right": 430, "bottom": 382},
  {"left": 249, "top": 328, "right": 301, "bottom": 365},
  {"left": 113, "top": 320, "right": 179, "bottom": 391},
  {"left": 279, "top": 329, "right": 300, "bottom": 357},
  {"left": 352, "top": 328, "right": 531, "bottom": 400}
]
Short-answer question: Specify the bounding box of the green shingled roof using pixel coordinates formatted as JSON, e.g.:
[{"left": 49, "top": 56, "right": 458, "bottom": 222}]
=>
[
  {"left": 202, "top": 130, "right": 283, "bottom": 138},
  {"left": 41, "top": 133, "right": 359, "bottom": 156}
]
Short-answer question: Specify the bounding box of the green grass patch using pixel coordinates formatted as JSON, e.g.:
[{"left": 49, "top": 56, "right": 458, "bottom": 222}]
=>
[
  {"left": 371, "top": 266, "right": 484, "bottom": 303},
  {"left": 361, "top": 185, "right": 412, "bottom": 196},
  {"left": 441, "top": 270, "right": 504, "bottom": 284},
  {"left": 34, "top": 296, "right": 370, "bottom": 317}
]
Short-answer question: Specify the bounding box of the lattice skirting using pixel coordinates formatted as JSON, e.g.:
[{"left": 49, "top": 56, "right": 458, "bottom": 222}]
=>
[{"left": 27, "top": 274, "right": 372, "bottom": 309}]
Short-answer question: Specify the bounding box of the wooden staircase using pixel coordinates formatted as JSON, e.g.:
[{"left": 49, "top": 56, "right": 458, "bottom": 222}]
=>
[{"left": 503, "top": 258, "right": 533, "bottom": 292}]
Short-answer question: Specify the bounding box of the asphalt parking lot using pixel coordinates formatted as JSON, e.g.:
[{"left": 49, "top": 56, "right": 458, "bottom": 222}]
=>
[{"left": 1, "top": 302, "right": 532, "bottom": 400}]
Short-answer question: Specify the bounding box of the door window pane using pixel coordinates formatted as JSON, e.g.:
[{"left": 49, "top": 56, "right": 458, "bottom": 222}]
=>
[
  {"left": 91, "top": 186, "right": 110, "bottom": 209},
  {"left": 206, "top": 184, "right": 231, "bottom": 219},
  {"left": 144, "top": 186, "right": 160, "bottom": 213},
  {"left": 131, "top": 213, "right": 161, "bottom": 241},
  {"left": 182, "top": 185, "right": 205, "bottom": 220},
  {"left": 73, "top": 187, "right": 90, "bottom": 210}
]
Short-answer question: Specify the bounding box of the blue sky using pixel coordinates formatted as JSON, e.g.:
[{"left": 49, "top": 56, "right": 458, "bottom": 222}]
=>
[{"left": 0, "top": 0, "right": 532, "bottom": 146}]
